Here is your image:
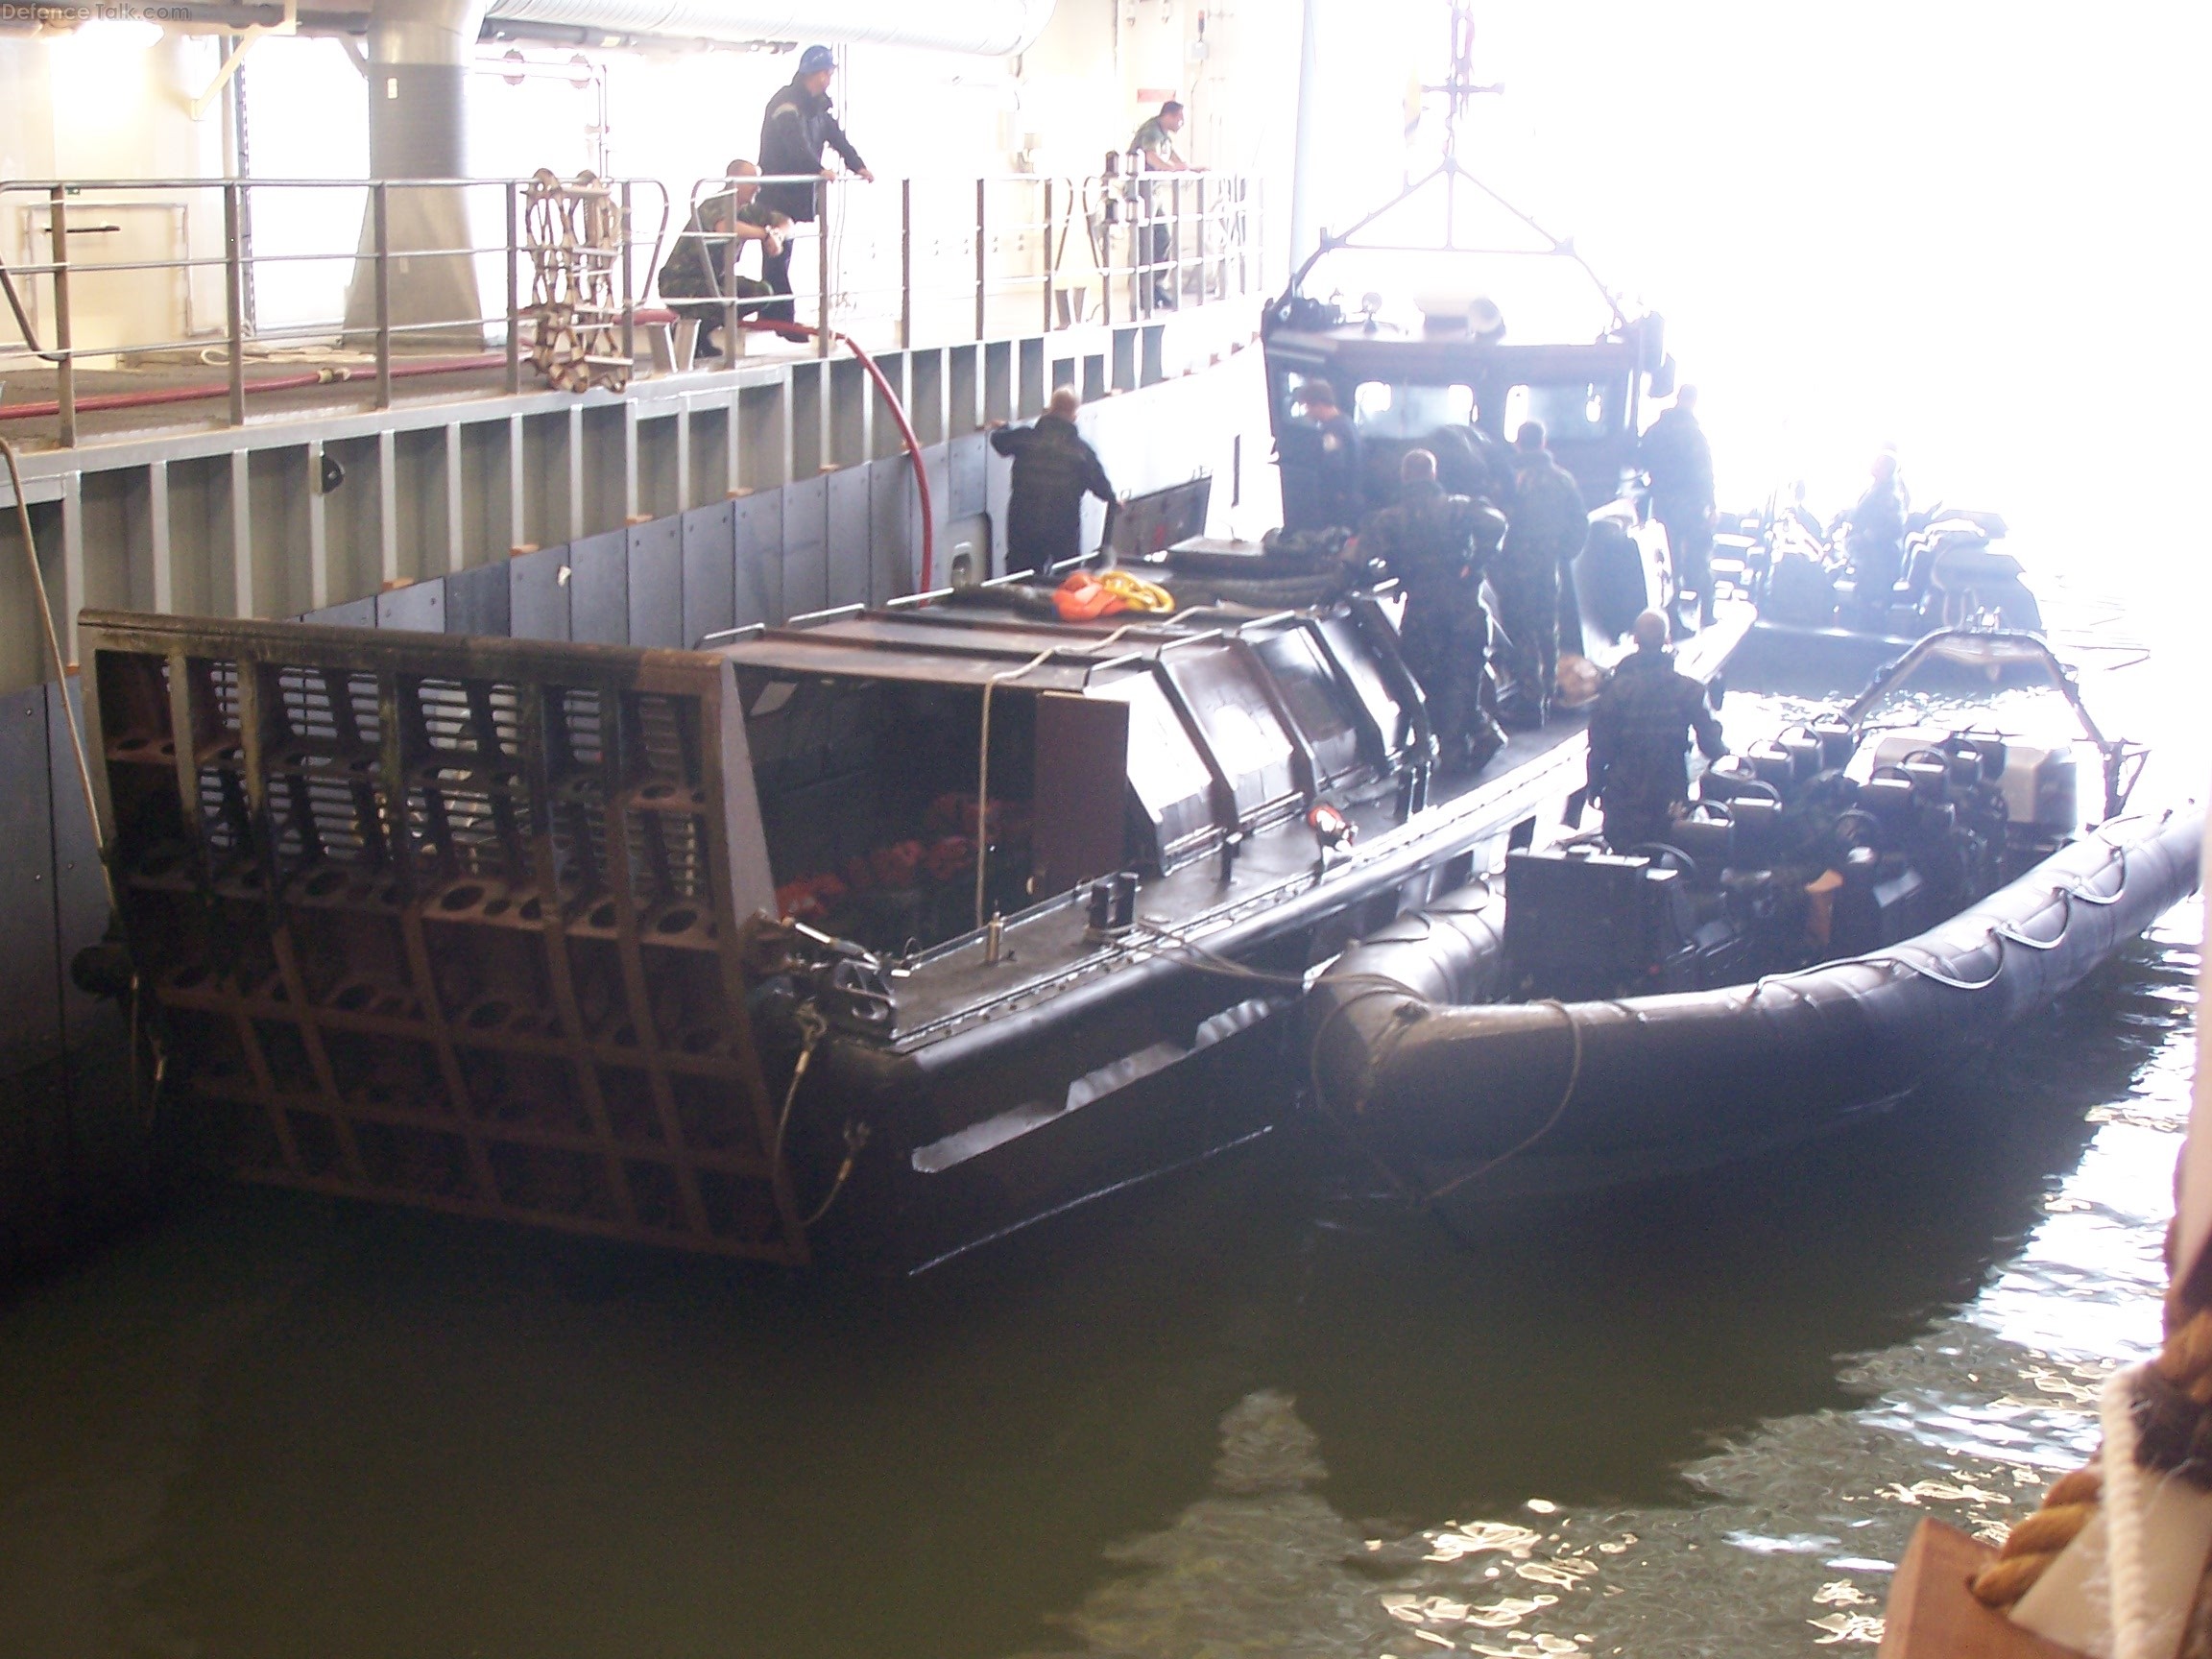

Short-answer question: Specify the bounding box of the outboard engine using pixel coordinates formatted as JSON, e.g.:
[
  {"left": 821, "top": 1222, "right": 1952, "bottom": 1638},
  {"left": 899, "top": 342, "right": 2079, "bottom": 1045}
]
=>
[
  {"left": 1776, "top": 728, "right": 1823, "bottom": 782},
  {"left": 1746, "top": 741, "right": 1796, "bottom": 791},
  {"left": 1810, "top": 715, "right": 1857, "bottom": 771},
  {"left": 1696, "top": 755, "right": 1767, "bottom": 803}
]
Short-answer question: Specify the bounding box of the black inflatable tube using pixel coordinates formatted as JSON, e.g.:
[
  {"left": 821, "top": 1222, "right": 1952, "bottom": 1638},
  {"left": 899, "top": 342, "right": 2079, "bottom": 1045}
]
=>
[{"left": 1308, "top": 808, "right": 2202, "bottom": 1191}]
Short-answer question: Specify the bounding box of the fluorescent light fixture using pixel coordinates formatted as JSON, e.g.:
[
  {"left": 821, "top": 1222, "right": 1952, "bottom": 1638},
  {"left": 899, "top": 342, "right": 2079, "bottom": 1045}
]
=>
[{"left": 71, "top": 17, "right": 163, "bottom": 52}]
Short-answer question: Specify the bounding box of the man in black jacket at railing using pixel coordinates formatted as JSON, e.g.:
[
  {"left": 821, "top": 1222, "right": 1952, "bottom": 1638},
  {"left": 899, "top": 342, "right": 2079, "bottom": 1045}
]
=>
[{"left": 757, "top": 44, "right": 876, "bottom": 323}]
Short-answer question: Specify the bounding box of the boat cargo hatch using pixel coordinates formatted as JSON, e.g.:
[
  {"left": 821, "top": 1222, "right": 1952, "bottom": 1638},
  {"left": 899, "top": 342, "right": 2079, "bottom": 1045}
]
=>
[{"left": 712, "top": 604, "right": 1420, "bottom": 969}]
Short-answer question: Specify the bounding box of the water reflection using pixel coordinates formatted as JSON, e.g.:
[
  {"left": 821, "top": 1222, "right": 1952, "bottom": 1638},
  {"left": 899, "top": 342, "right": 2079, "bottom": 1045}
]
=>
[{"left": 1011, "top": 911, "right": 2196, "bottom": 1658}]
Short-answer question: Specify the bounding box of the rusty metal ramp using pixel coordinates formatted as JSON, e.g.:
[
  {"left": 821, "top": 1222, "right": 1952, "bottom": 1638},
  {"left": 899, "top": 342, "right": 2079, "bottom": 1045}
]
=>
[{"left": 81, "top": 610, "right": 806, "bottom": 1262}]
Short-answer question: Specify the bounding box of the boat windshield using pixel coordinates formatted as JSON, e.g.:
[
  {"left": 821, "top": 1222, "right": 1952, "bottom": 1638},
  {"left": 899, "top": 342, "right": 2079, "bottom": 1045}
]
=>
[
  {"left": 1347, "top": 378, "right": 1621, "bottom": 442},
  {"left": 1351, "top": 381, "right": 1474, "bottom": 437}
]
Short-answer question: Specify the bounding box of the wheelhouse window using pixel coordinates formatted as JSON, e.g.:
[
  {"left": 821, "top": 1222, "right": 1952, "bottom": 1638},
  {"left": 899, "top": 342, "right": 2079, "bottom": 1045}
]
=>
[
  {"left": 1351, "top": 381, "right": 1476, "bottom": 437},
  {"left": 1503, "top": 381, "right": 1618, "bottom": 445}
]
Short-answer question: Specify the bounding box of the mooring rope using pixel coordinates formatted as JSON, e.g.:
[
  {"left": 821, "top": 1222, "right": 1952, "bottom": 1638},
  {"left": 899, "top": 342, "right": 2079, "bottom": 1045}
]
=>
[{"left": 1969, "top": 1306, "right": 2212, "bottom": 1610}]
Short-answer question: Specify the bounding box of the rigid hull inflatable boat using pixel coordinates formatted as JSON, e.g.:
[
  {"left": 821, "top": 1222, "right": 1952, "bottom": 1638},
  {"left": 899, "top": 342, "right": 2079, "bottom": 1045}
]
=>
[
  {"left": 1714, "top": 496, "right": 2046, "bottom": 694},
  {"left": 1307, "top": 630, "right": 2200, "bottom": 1209},
  {"left": 79, "top": 599, "right": 1744, "bottom": 1269}
]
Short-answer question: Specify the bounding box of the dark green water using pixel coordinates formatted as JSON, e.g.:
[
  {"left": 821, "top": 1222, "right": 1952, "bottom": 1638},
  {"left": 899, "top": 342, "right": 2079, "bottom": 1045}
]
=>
[{"left": 1, "top": 585, "right": 2196, "bottom": 1658}]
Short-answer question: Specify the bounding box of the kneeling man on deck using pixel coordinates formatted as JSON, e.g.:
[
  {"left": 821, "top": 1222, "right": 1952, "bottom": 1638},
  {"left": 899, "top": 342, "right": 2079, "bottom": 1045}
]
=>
[{"left": 1586, "top": 610, "right": 1726, "bottom": 854}]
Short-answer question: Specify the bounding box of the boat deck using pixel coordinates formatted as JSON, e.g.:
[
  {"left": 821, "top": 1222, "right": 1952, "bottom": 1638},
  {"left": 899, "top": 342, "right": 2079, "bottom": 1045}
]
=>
[{"left": 887, "top": 613, "right": 1749, "bottom": 1051}]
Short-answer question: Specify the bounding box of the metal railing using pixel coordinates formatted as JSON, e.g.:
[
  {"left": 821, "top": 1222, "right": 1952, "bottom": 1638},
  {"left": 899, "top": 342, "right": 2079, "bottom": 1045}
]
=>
[{"left": 0, "top": 167, "right": 1262, "bottom": 446}]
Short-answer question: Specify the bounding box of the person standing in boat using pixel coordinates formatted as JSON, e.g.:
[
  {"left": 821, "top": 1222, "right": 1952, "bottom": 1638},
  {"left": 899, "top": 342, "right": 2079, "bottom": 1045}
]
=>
[
  {"left": 1639, "top": 386, "right": 1718, "bottom": 629},
  {"left": 1279, "top": 379, "right": 1363, "bottom": 533},
  {"left": 1586, "top": 610, "right": 1726, "bottom": 854},
  {"left": 1500, "top": 421, "right": 1590, "bottom": 719},
  {"left": 1838, "top": 448, "right": 1909, "bottom": 626},
  {"left": 988, "top": 387, "right": 1117, "bottom": 578},
  {"left": 757, "top": 45, "right": 875, "bottom": 324},
  {"left": 1360, "top": 448, "right": 1507, "bottom": 774}
]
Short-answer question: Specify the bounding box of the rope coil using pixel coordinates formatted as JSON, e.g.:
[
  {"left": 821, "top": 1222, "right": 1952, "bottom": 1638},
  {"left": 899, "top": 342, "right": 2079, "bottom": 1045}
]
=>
[{"left": 1970, "top": 1310, "right": 2212, "bottom": 1611}]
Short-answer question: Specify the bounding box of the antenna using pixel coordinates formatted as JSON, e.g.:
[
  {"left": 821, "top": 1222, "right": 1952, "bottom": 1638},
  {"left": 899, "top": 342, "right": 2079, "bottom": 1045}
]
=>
[{"left": 1418, "top": 0, "right": 1503, "bottom": 175}]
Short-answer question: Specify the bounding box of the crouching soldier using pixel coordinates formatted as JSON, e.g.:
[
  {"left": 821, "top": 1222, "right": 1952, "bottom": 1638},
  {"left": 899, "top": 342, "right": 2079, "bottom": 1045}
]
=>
[{"left": 1360, "top": 448, "right": 1507, "bottom": 775}]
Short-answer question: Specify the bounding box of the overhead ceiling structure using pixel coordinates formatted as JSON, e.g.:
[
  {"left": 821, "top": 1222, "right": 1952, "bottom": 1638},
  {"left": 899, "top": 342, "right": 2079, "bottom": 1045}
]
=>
[
  {"left": 132, "top": 0, "right": 1060, "bottom": 51},
  {"left": 479, "top": 0, "right": 1059, "bottom": 53}
]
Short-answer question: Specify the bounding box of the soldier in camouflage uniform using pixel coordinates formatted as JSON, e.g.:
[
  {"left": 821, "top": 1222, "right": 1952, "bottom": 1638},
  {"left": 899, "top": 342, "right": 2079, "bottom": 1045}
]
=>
[
  {"left": 656, "top": 161, "right": 786, "bottom": 358},
  {"left": 1359, "top": 448, "right": 1507, "bottom": 774},
  {"left": 1587, "top": 610, "right": 1727, "bottom": 854}
]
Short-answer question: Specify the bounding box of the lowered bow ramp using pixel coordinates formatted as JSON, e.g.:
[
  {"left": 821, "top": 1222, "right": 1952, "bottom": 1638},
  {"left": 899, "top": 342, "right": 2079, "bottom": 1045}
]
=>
[{"left": 81, "top": 611, "right": 809, "bottom": 1262}]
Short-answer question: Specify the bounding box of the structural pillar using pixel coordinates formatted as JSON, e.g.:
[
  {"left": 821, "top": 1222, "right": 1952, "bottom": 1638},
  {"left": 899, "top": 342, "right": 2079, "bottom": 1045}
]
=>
[
  {"left": 1287, "top": 0, "right": 1323, "bottom": 277},
  {"left": 343, "top": 0, "right": 490, "bottom": 346}
]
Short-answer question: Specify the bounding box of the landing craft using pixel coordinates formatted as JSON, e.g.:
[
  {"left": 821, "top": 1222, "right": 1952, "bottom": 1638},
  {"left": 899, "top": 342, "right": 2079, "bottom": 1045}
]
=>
[{"left": 76, "top": 595, "right": 1744, "bottom": 1270}]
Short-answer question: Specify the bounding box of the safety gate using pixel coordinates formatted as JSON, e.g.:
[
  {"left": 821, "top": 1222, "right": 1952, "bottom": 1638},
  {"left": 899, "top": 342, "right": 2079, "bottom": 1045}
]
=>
[{"left": 80, "top": 610, "right": 805, "bottom": 1262}]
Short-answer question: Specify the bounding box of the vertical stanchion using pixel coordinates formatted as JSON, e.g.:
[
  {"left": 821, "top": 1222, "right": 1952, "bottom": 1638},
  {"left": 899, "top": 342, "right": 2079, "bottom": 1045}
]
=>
[
  {"left": 1170, "top": 176, "right": 1183, "bottom": 312},
  {"left": 48, "top": 185, "right": 76, "bottom": 447},
  {"left": 1251, "top": 176, "right": 1262, "bottom": 297},
  {"left": 1135, "top": 177, "right": 1149, "bottom": 319},
  {"left": 620, "top": 179, "right": 637, "bottom": 371},
  {"left": 1100, "top": 174, "right": 1113, "bottom": 329},
  {"left": 373, "top": 181, "right": 392, "bottom": 411},
  {"left": 1195, "top": 175, "right": 1210, "bottom": 303},
  {"left": 1231, "top": 179, "right": 1242, "bottom": 299},
  {"left": 974, "top": 178, "right": 988, "bottom": 341},
  {"left": 504, "top": 180, "right": 521, "bottom": 395},
  {"left": 1042, "top": 178, "right": 1055, "bottom": 333},
  {"left": 815, "top": 179, "right": 830, "bottom": 358},
  {"left": 224, "top": 181, "right": 247, "bottom": 426},
  {"left": 899, "top": 178, "right": 914, "bottom": 349}
]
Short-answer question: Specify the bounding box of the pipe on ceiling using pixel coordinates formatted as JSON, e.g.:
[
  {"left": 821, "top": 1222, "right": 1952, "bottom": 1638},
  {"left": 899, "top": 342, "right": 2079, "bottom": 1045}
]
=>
[{"left": 478, "top": 0, "right": 1057, "bottom": 55}]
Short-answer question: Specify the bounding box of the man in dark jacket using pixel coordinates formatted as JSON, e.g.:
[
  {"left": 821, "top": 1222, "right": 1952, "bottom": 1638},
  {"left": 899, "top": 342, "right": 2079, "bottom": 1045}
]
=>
[
  {"left": 757, "top": 45, "right": 874, "bottom": 323},
  {"left": 1360, "top": 448, "right": 1507, "bottom": 773},
  {"left": 1279, "top": 378, "right": 1362, "bottom": 533},
  {"left": 1639, "top": 386, "right": 1717, "bottom": 627},
  {"left": 1586, "top": 610, "right": 1726, "bottom": 854},
  {"left": 1495, "top": 421, "right": 1586, "bottom": 723},
  {"left": 989, "top": 387, "right": 1116, "bottom": 577},
  {"left": 1839, "top": 449, "right": 1908, "bottom": 625}
]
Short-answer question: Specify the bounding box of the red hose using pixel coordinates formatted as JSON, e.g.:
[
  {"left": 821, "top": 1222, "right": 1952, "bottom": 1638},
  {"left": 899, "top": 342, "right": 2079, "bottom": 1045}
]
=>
[
  {"left": 737, "top": 319, "right": 936, "bottom": 591},
  {"left": 0, "top": 354, "right": 506, "bottom": 422}
]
